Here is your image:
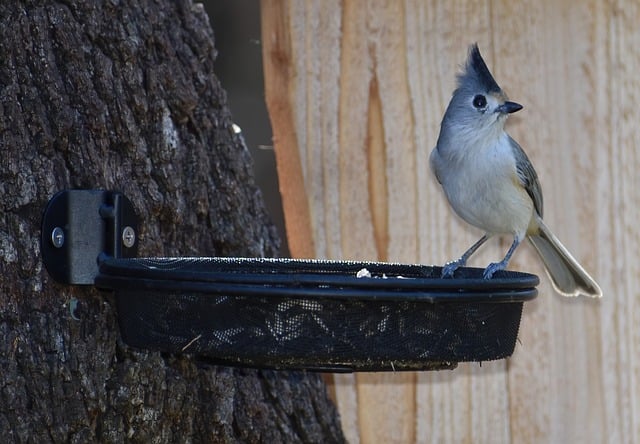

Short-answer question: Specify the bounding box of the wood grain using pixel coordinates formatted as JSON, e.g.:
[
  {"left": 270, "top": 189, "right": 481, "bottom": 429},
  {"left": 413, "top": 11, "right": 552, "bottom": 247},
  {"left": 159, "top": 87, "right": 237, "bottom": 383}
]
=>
[{"left": 262, "top": 0, "right": 639, "bottom": 442}]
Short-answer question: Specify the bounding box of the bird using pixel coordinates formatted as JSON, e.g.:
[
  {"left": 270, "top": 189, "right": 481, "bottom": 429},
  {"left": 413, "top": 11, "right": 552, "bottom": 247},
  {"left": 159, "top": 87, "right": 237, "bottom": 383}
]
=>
[{"left": 429, "top": 43, "right": 602, "bottom": 298}]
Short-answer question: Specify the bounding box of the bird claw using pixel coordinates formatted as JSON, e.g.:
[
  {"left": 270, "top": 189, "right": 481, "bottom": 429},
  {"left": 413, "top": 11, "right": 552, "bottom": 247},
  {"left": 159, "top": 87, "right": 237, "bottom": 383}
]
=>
[
  {"left": 441, "top": 259, "right": 465, "bottom": 278},
  {"left": 482, "top": 261, "right": 506, "bottom": 279}
]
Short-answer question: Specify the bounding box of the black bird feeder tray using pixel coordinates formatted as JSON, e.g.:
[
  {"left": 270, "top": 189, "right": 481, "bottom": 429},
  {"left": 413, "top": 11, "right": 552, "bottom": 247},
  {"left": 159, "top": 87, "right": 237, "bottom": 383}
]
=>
[{"left": 41, "top": 190, "right": 538, "bottom": 372}]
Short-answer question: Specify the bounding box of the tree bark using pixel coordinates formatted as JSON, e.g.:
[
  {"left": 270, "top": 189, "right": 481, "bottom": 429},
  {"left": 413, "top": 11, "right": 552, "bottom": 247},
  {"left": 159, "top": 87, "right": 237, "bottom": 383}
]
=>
[{"left": 0, "top": 1, "right": 344, "bottom": 442}]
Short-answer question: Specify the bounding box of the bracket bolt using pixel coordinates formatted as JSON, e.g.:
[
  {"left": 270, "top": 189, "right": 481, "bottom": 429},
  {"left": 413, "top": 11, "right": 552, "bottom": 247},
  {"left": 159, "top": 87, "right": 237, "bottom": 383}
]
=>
[
  {"left": 122, "top": 226, "right": 136, "bottom": 248},
  {"left": 51, "top": 227, "right": 65, "bottom": 248}
]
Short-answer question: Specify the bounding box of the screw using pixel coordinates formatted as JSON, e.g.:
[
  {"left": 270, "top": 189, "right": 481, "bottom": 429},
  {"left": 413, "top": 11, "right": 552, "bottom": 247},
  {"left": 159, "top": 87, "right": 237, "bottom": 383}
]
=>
[
  {"left": 51, "top": 227, "right": 65, "bottom": 248},
  {"left": 122, "top": 226, "right": 136, "bottom": 248}
]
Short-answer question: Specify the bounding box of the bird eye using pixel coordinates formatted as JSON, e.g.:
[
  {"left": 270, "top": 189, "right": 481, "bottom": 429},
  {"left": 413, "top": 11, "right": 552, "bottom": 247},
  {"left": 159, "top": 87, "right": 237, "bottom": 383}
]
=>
[{"left": 472, "top": 95, "right": 487, "bottom": 109}]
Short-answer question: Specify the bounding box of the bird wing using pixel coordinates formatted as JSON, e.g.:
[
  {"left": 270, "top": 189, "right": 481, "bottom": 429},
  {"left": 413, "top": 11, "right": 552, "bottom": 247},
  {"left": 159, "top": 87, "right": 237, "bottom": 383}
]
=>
[{"left": 509, "top": 136, "right": 544, "bottom": 217}]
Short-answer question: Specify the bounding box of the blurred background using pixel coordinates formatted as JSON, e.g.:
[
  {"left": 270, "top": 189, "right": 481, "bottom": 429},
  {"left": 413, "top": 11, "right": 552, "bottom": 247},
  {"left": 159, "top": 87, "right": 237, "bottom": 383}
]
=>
[{"left": 204, "top": 1, "right": 289, "bottom": 256}]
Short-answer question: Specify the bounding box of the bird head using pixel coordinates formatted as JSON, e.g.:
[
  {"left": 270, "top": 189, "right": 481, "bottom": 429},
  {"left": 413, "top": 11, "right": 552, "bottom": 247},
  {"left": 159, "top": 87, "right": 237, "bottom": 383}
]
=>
[{"left": 442, "top": 44, "right": 522, "bottom": 139}]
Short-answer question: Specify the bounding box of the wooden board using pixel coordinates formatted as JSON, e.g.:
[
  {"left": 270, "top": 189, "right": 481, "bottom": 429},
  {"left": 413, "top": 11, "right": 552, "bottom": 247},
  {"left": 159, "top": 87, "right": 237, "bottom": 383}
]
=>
[{"left": 262, "top": 0, "right": 639, "bottom": 442}]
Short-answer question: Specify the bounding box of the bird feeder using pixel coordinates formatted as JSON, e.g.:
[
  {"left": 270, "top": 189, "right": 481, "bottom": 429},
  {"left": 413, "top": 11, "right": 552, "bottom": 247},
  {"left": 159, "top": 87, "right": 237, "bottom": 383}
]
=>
[{"left": 41, "top": 190, "right": 538, "bottom": 372}]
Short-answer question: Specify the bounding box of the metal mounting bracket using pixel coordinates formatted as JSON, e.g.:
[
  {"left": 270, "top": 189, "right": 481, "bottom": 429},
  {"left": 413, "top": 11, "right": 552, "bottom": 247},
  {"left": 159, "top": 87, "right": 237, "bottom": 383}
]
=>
[{"left": 41, "top": 190, "right": 139, "bottom": 284}]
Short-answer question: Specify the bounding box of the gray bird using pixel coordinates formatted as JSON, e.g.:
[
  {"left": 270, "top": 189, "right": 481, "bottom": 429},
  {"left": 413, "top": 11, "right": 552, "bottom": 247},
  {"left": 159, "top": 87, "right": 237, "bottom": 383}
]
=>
[{"left": 430, "top": 44, "right": 602, "bottom": 297}]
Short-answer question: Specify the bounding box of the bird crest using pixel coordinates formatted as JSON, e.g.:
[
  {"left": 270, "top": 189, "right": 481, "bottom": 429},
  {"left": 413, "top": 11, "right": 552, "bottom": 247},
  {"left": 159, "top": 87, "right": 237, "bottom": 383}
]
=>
[{"left": 458, "top": 44, "right": 502, "bottom": 94}]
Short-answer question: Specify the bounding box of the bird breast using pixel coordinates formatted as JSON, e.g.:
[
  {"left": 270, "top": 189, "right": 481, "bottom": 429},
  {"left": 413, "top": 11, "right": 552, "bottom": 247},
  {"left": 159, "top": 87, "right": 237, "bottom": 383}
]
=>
[{"left": 433, "top": 133, "right": 534, "bottom": 236}]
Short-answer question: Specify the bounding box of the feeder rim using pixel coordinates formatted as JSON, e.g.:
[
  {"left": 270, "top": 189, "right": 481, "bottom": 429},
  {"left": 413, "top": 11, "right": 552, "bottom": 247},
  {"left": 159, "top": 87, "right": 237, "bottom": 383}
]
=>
[{"left": 96, "top": 257, "right": 538, "bottom": 303}]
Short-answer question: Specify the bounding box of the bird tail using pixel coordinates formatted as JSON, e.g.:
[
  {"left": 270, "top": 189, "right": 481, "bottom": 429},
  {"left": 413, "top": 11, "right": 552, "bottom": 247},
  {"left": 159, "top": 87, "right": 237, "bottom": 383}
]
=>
[{"left": 528, "top": 218, "right": 602, "bottom": 298}]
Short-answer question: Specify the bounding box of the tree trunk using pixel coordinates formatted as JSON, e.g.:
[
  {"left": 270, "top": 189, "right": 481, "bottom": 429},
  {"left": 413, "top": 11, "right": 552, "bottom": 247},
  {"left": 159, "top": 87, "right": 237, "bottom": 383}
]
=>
[{"left": 0, "top": 1, "right": 344, "bottom": 442}]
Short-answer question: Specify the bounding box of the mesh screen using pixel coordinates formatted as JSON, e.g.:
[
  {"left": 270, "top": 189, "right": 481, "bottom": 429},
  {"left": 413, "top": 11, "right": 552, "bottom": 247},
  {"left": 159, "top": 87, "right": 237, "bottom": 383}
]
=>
[
  {"left": 102, "top": 257, "right": 535, "bottom": 371},
  {"left": 115, "top": 290, "right": 524, "bottom": 371}
]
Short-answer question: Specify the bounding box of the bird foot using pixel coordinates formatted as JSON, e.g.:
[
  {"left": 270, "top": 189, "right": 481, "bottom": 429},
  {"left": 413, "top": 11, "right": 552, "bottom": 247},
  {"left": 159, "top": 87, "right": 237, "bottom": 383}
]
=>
[
  {"left": 482, "top": 261, "right": 507, "bottom": 279},
  {"left": 441, "top": 258, "right": 466, "bottom": 278}
]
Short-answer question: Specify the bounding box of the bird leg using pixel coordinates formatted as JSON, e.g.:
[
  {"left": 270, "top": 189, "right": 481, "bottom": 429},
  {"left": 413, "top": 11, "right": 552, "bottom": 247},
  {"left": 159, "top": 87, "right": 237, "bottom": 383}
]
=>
[
  {"left": 482, "top": 236, "right": 521, "bottom": 279},
  {"left": 441, "top": 234, "right": 490, "bottom": 277}
]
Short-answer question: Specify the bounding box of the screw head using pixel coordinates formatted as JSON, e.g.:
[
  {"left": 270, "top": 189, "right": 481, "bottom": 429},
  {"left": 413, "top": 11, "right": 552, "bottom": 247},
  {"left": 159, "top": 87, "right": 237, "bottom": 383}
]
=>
[
  {"left": 122, "top": 226, "right": 136, "bottom": 248},
  {"left": 51, "top": 227, "right": 65, "bottom": 248}
]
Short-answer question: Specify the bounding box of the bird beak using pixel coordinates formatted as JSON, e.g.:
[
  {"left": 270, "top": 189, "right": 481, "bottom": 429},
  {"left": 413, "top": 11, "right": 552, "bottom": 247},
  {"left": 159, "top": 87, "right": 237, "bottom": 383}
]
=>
[{"left": 496, "top": 101, "right": 523, "bottom": 114}]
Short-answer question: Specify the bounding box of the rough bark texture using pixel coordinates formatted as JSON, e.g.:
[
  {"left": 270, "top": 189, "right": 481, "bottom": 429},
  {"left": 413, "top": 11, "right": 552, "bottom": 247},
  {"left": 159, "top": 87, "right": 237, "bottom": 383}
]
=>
[{"left": 0, "top": 1, "right": 345, "bottom": 442}]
